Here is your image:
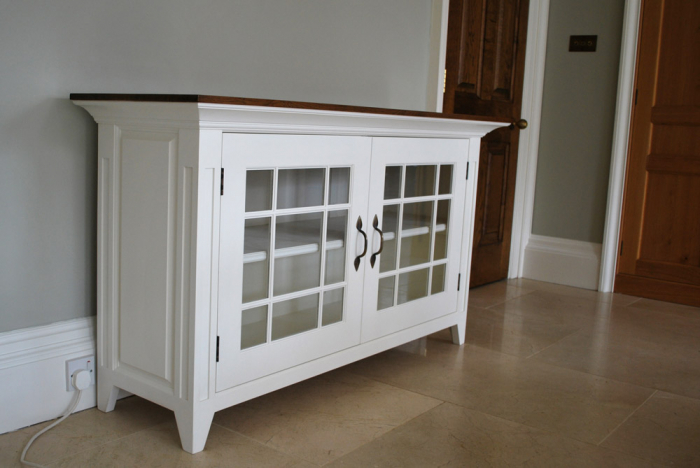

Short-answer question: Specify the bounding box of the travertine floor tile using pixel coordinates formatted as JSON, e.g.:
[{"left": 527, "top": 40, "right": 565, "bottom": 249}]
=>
[
  {"left": 214, "top": 368, "right": 441, "bottom": 465},
  {"left": 468, "top": 280, "right": 534, "bottom": 308},
  {"left": 511, "top": 279, "right": 640, "bottom": 307},
  {"left": 51, "top": 420, "right": 314, "bottom": 467},
  {"left": 348, "top": 340, "right": 653, "bottom": 444},
  {"left": 465, "top": 305, "right": 581, "bottom": 357},
  {"left": 328, "top": 402, "right": 660, "bottom": 468},
  {"left": 602, "top": 392, "right": 700, "bottom": 467},
  {"left": 2, "top": 396, "right": 171, "bottom": 467},
  {"left": 532, "top": 309, "right": 700, "bottom": 399},
  {"left": 490, "top": 291, "right": 620, "bottom": 329},
  {"left": 627, "top": 296, "right": 700, "bottom": 317}
]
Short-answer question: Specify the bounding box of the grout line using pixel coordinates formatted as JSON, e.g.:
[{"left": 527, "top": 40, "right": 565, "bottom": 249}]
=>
[
  {"left": 597, "top": 389, "right": 657, "bottom": 447},
  {"left": 213, "top": 422, "right": 323, "bottom": 466},
  {"left": 524, "top": 328, "right": 584, "bottom": 360}
]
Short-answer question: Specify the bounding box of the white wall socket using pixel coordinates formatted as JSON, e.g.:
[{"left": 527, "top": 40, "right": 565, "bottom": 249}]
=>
[{"left": 66, "top": 355, "right": 96, "bottom": 391}]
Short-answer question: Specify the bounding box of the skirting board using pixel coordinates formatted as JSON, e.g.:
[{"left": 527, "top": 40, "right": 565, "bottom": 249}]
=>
[
  {"left": 523, "top": 235, "right": 602, "bottom": 290},
  {"left": 0, "top": 317, "right": 99, "bottom": 435}
]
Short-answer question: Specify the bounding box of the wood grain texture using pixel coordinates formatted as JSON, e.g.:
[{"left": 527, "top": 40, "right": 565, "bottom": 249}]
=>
[
  {"left": 443, "top": 0, "right": 529, "bottom": 287},
  {"left": 615, "top": 0, "right": 700, "bottom": 305},
  {"left": 69, "top": 93, "right": 510, "bottom": 124}
]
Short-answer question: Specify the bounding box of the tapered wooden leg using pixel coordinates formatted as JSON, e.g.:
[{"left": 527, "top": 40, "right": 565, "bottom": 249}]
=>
[
  {"left": 97, "top": 377, "right": 119, "bottom": 413},
  {"left": 450, "top": 320, "right": 465, "bottom": 345},
  {"left": 174, "top": 407, "right": 214, "bottom": 454}
]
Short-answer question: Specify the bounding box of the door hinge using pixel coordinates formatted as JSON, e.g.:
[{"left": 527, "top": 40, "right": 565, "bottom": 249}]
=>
[
  {"left": 620, "top": 241, "right": 624, "bottom": 256},
  {"left": 220, "top": 168, "right": 225, "bottom": 196},
  {"left": 443, "top": 68, "right": 447, "bottom": 94},
  {"left": 216, "top": 336, "right": 220, "bottom": 362},
  {"left": 466, "top": 163, "right": 469, "bottom": 180},
  {"left": 458, "top": 273, "right": 462, "bottom": 291}
]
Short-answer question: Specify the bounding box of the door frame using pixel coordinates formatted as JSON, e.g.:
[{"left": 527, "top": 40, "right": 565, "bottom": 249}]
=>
[
  {"left": 598, "top": 0, "right": 642, "bottom": 292},
  {"left": 429, "top": 0, "right": 643, "bottom": 290}
]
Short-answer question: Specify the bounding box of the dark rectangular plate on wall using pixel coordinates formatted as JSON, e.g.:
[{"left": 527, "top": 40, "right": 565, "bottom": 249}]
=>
[{"left": 569, "top": 35, "right": 597, "bottom": 52}]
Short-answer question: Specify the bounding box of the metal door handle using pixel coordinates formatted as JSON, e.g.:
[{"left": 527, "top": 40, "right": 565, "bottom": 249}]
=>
[
  {"left": 510, "top": 119, "right": 528, "bottom": 130},
  {"left": 354, "top": 216, "right": 368, "bottom": 271},
  {"left": 370, "top": 215, "right": 384, "bottom": 268}
]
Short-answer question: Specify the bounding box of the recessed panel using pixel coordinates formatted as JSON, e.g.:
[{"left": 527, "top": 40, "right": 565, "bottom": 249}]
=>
[{"left": 119, "top": 133, "right": 177, "bottom": 383}]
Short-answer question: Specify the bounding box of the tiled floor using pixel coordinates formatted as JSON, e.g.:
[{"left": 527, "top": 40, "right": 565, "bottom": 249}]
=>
[{"left": 3, "top": 279, "right": 700, "bottom": 466}]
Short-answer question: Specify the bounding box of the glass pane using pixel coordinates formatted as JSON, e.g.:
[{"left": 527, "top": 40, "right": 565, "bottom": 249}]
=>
[
  {"left": 273, "top": 212, "right": 323, "bottom": 296},
  {"left": 322, "top": 288, "right": 344, "bottom": 326},
  {"left": 242, "top": 218, "right": 271, "bottom": 303},
  {"left": 329, "top": 167, "right": 350, "bottom": 205},
  {"left": 245, "top": 170, "right": 273, "bottom": 212},
  {"left": 384, "top": 166, "right": 402, "bottom": 200},
  {"left": 272, "top": 294, "right": 319, "bottom": 341},
  {"left": 397, "top": 268, "right": 429, "bottom": 305},
  {"left": 434, "top": 200, "right": 450, "bottom": 261},
  {"left": 379, "top": 204, "right": 400, "bottom": 273},
  {"left": 241, "top": 305, "right": 267, "bottom": 349},
  {"left": 277, "top": 168, "right": 325, "bottom": 209},
  {"left": 377, "top": 276, "right": 395, "bottom": 310},
  {"left": 404, "top": 165, "right": 436, "bottom": 198},
  {"left": 399, "top": 201, "right": 434, "bottom": 268},
  {"left": 438, "top": 165, "right": 453, "bottom": 195},
  {"left": 325, "top": 210, "right": 347, "bottom": 285},
  {"left": 431, "top": 264, "right": 446, "bottom": 295}
]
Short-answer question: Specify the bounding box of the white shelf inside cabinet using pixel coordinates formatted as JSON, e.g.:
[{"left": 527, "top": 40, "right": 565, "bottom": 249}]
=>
[{"left": 71, "top": 94, "right": 507, "bottom": 456}]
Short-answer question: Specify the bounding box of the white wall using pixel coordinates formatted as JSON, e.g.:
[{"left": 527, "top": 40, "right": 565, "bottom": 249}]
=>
[
  {"left": 531, "top": 0, "right": 625, "bottom": 244},
  {"left": 0, "top": 0, "right": 433, "bottom": 333}
]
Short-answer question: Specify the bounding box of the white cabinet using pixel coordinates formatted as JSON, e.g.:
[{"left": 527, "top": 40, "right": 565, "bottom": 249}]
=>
[{"left": 72, "top": 95, "right": 505, "bottom": 454}]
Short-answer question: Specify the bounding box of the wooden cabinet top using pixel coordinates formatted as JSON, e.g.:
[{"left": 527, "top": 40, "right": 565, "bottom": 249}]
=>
[{"left": 70, "top": 93, "right": 509, "bottom": 124}]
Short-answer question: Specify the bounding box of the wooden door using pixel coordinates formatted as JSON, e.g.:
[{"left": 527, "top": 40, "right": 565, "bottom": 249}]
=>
[
  {"left": 360, "top": 138, "right": 468, "bottom": 342},
  {"left": 615, "top": 0, "right": 700, "bottom": 306},
  {"left": 444, "top": 0, "right": 529, "bottom": 287}
]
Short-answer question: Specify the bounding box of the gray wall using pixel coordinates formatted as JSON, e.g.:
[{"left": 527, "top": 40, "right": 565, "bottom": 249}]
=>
[
  {"left": 531, "top": 0, "right": 625, "bottom": 243},
  {"left": 0, "top": 0, "right": 433, "bottom": 333}
]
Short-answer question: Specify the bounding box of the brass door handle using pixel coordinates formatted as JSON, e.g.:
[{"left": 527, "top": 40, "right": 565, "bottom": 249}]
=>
[{"left": 510, "top": 119, "right": 528, "bottom": 130}]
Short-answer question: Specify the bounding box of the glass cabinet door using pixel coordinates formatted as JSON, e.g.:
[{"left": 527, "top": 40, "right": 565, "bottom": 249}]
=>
[
  {"left": 217, "top": 134, "right": 371, "bottom": 391},
  {"left": 361, "top": 138, "right": 469, "bottom": 342}
]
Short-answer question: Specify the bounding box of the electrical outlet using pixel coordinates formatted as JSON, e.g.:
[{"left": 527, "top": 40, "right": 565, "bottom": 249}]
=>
[{"left": 66, "top": 355, "right": 95, "bottom": 391}]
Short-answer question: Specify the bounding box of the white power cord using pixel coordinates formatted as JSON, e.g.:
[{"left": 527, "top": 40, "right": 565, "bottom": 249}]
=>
[{"left": 20, "top": 369, "right": 91, "bottom": 467}]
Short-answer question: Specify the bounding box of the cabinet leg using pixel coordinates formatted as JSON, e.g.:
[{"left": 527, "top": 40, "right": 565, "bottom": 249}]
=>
[
  {"left": 97, "top": 378, "right": 119, "bottom": 413},
  {"left": 450, "top": 320, "right": 465, "bottom": 345},
  {"left": 174, "top": 407, "right": 214, "bottom": 454}
]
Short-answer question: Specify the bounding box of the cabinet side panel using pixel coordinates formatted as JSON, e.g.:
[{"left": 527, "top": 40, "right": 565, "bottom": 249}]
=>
[{"left": 119, "top": 132, "right": 178, "bottom": 383}]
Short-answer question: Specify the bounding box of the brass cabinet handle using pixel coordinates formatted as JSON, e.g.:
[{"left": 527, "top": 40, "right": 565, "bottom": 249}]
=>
[
  {"left": 354, "top": 216, "right": 368, "bottom": 271},
  {"left": 370, "top": 215, "right": 384, "bottom": 268}
]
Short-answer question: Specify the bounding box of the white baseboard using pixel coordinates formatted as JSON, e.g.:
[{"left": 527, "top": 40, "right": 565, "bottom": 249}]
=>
[
  {"left": 0, "top": 317, "right": 97, "bottom": 434},
  {"left": 522, "top": 234, "right": 602, "bottom": 290}
]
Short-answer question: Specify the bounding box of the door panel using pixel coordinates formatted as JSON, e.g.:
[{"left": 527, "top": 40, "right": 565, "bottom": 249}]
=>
[
  {"left": 361, "top": 138, "right": 468, "bottom": 342},
  {"left": 616, "top": 0, "right": 700, "bottom": 305},
  {"left": 216, "top": 134, "right": 371, "bottom": 391},
  {"left": 444, "top": 0, "right": 529, "bottom": 287}
]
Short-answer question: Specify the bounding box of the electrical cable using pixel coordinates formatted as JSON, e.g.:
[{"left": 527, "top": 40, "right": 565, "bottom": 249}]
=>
[{"left": 20, "top": 370, "right": 90, "bottom": 468}]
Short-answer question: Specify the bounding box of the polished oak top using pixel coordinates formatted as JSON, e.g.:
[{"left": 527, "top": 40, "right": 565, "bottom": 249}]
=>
[{"left": 69, "top": 94, "right": 510, "bottom": 124}]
